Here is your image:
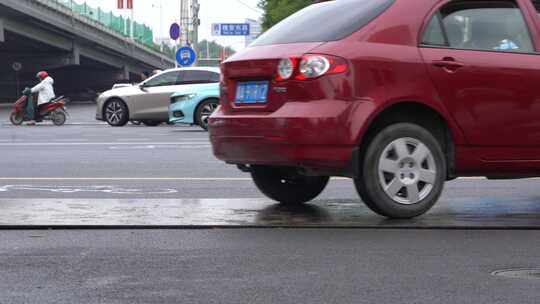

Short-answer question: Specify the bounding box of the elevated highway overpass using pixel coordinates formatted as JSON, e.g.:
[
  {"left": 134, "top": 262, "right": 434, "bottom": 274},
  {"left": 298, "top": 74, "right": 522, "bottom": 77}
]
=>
[{"left": 0, "top": 0, "right": 175, "bottom": 102}]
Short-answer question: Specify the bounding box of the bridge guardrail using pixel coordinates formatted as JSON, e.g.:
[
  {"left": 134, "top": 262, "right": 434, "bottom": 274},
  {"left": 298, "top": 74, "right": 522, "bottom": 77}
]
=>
[{"left": 35, "top": 0, "right": 175, "bottom": 58}]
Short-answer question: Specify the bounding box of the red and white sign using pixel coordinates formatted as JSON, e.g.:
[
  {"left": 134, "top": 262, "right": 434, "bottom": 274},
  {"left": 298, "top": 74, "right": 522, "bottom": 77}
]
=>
[
  {"left": 117, "top": 0, "right": 133, "bottom": 9},
  {"left": 220, "top": 47, "right": 229, "bottom": 61}
]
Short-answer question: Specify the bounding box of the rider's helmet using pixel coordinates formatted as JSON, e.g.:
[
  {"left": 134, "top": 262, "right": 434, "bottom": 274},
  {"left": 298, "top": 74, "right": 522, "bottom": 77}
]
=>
[{"left": 36, "top": 71, "right": 49, "bottom": 80}]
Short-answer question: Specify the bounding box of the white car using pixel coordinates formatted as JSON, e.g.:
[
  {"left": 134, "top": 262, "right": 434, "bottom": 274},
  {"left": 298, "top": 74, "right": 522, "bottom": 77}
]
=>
[
  {"left": 111, "top": 83, "right": 134, "bottom": 89},
  {"left": 96, "top": 67, "right": 220, "bottom": 126}
]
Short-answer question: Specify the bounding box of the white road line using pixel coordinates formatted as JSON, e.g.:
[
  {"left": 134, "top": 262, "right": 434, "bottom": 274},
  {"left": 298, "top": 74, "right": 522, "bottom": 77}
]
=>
[
  {"left": 0, "top": 177, "right": 487, "bottom": 181},
  {"left": 53, "top": 139, "right": 89, "bottom": 142},
  {"left": 459, "top": 177, "right": 486, "bottom": 180},
  {"left": 0, "top": 177, "right": 254, "bottom": 181},
  {"left": 109, "top": 145, "right": 210, "bottom": 150},
  {"left": 0, "top": 142, "right": 208, "bottom": 146},
  {"left": 0, "top": 123, "right": 105, "bottom": 126}
]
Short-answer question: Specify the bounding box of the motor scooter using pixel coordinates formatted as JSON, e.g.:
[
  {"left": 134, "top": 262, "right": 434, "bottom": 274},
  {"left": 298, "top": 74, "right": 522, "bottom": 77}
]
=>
[{"left": 10, "top": 88, "right": 68, "bottom": 126}]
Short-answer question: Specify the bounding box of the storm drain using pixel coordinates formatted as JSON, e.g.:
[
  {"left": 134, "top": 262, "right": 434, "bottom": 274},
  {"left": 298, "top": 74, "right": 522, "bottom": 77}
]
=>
[{"left": 491, "top": 269, "right": 540, "bottom": 279}]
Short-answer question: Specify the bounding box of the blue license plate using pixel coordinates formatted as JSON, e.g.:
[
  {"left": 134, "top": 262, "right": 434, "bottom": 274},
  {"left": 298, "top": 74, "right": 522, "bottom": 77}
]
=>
[{"left": 235, "top": 81, "right": 269, "bottom": 104}]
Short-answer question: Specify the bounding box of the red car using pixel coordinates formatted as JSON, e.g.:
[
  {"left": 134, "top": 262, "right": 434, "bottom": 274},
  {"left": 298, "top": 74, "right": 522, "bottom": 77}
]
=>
[{"left": 209, "top": 0, "right": 540, "bottom": 218}]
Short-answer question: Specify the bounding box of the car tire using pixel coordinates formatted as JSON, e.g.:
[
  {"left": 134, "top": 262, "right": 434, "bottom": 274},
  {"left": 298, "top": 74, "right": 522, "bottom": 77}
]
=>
[
  {"left": 104, "top": 99, "right": 129, "bottom": 127},
  {"left": 354, "top": 123, "right": 446, "bottom": 219},
  {"left": 251, "top": 166, "right": 329, "bottom": 205},
  {"left": 195, "top": 99, "right": 219, "bottom": 131},
  {"left": 141, "top": 120, "right": 162, "bottom": 127}
]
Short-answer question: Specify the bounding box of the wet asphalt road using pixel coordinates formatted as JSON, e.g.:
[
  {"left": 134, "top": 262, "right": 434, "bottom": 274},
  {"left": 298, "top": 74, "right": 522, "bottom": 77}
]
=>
[
  {"left": 2, "top": 229, "right": 540, "bottom": 304},
  {"left": 2, "top": 104, "right": 540, "bottom": 303},
  {"left": 1, "top": 104, "right": 540, "bottom": 226}
]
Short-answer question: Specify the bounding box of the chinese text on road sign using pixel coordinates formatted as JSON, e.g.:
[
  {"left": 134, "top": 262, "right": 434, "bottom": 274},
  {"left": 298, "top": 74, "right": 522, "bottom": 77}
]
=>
[{"left": 212, "top": 23, "right": 250, "bottom": 36}]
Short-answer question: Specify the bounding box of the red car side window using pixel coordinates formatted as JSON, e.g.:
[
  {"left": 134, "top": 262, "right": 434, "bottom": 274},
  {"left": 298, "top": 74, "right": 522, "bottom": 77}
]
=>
[
  {"left": 422, "top": 14, "right": 447, "bottom": 46},
  {"left": 422, "top": 0, "right": 534, "bottom": 53}
]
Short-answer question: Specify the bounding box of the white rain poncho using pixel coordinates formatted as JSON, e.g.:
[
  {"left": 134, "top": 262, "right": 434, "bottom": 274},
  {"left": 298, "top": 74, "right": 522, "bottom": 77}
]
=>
[{"left": 31, "top": 76, "right": 56, "bottom": 105}]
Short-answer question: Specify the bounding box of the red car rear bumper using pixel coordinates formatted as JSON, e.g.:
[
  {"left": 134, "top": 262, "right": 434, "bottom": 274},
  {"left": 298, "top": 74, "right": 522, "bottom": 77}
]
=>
[{"left": 209, "top": 99, "right": 373, "bottom": 171}]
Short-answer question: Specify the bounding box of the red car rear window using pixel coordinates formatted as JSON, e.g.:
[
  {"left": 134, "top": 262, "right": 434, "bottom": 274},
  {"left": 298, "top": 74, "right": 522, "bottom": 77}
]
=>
[{"left": 252, "top": 0, "right": 395, "bottom": 46}]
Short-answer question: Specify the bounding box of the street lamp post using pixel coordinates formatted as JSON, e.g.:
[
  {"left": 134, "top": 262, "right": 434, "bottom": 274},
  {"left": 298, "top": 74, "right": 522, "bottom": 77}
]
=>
[
  {"left": 160, "top": 0, "right": 163, "bottom": 52},
  {"left": 152, "top": 0, "right": 164, "bottom": 52},
  {"left": 130, "top": 4, "right": 134, "bottom": 41}
]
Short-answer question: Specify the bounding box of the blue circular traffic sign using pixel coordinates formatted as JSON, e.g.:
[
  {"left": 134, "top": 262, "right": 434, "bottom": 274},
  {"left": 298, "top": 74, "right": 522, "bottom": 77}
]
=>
[
  {"left": 176, "top": 47, "right": 197, "bottom": 67},
  {"left": 169, "top": 23, "right": 180, "bottom": 41}
]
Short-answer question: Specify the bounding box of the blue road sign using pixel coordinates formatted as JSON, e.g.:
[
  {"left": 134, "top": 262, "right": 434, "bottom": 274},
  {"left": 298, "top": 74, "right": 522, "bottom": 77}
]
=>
[
  {"left": 176, "top": 47, "right": 197, "bottom": 67},
  {"left": 169, "top": 23, "right": 180, "bottom": 40},
  {"left": 212, "top": 23, "right": 250, "bottom": 36}
]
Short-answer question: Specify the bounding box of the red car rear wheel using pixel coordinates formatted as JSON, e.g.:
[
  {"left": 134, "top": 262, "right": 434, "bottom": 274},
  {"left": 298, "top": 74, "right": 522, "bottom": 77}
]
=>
[
  {"left": 251, "top": 166, "right": 329, "bottom": 205},
  {"left": 354, "top": 123, "right": 446, "bottom": 219}
]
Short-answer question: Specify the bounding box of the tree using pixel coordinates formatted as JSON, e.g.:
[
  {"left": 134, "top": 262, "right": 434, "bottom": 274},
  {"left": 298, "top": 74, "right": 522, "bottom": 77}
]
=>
[{"left": 258, "top": 0, "right": 313, "bottom": 31}]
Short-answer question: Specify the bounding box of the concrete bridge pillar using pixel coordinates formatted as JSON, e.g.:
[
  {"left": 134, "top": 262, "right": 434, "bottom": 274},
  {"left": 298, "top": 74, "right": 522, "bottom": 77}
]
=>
[
  {"left": 72, "top": 43, "right": 80, "bottom": 65},
  {"left": 0, "top": 18, "right": 5, "bottom": 43},
  {"left": 122, "top": 66, "right": 130, "bottom": 81}
]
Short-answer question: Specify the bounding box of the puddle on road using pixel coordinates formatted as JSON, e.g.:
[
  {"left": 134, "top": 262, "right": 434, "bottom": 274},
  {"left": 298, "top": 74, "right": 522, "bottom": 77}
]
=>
[{"left": 1, "top": 197, "right": 540, "bottom": 227}]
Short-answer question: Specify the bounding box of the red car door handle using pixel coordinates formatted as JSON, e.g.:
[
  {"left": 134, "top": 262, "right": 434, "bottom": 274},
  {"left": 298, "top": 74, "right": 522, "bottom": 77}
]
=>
[{"left": 432, "top": 58, "right": 465, "bottom": 71}]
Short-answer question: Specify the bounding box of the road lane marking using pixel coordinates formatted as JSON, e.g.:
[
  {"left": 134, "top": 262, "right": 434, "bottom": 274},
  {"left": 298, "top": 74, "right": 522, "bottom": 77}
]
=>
[
  {"left": 115, "top": 138, "right": 208, "bottom": 141},
  {"left": 0, "top": 185, "right": 177, "bottom": 194},
  {"left": 54, "top": 138, "right": 89, "bottom": 142},
  {"left": 0, "top": 123, "right": 106, "bottom": 126},
  {"left": 0, "top": 142, "right": 208, "bottom": 146},
  {"left": 0, "top": 177, "right": 486, "bottom": 181},
  {"left": 0, "top": 177, "right": 255, "bottom": 181},
  {"left": 109, "top": 144, "right": 210, "bottom": 149},
  {"left": 167, "top": 138, "right": 210, "bottom": 140}
]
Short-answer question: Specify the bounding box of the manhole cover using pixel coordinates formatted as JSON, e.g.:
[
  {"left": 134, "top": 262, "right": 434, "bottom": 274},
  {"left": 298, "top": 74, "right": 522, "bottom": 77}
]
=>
[{"left": 491, "top": 269, "right": 540, "bottom": 279}]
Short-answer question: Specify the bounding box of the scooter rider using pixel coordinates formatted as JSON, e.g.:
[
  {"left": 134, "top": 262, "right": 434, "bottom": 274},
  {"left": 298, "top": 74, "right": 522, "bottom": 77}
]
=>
[{"left": 30, "top": 71, "right": 55, "bottom": 123}]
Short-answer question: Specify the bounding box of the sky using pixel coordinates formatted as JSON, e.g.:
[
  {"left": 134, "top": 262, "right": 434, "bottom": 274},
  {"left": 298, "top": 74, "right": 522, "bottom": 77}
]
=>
[{"left": 80, "top": 0, "right": 263, "bottom": 50}]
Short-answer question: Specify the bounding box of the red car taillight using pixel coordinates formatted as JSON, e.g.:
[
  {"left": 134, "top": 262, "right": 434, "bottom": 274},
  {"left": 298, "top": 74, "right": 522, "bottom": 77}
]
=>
[
  {"left": 275, "top": 54, "right": 348, "bottom": 81},
  {"left": 276, "top": 58, "right": 298, "bottom": 81}
]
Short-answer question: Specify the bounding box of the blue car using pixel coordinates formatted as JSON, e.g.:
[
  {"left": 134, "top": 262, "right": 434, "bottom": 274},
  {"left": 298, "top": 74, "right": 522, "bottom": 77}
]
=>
[{"left": 169, "top": 83, "right": 220, "bottom": 130}]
